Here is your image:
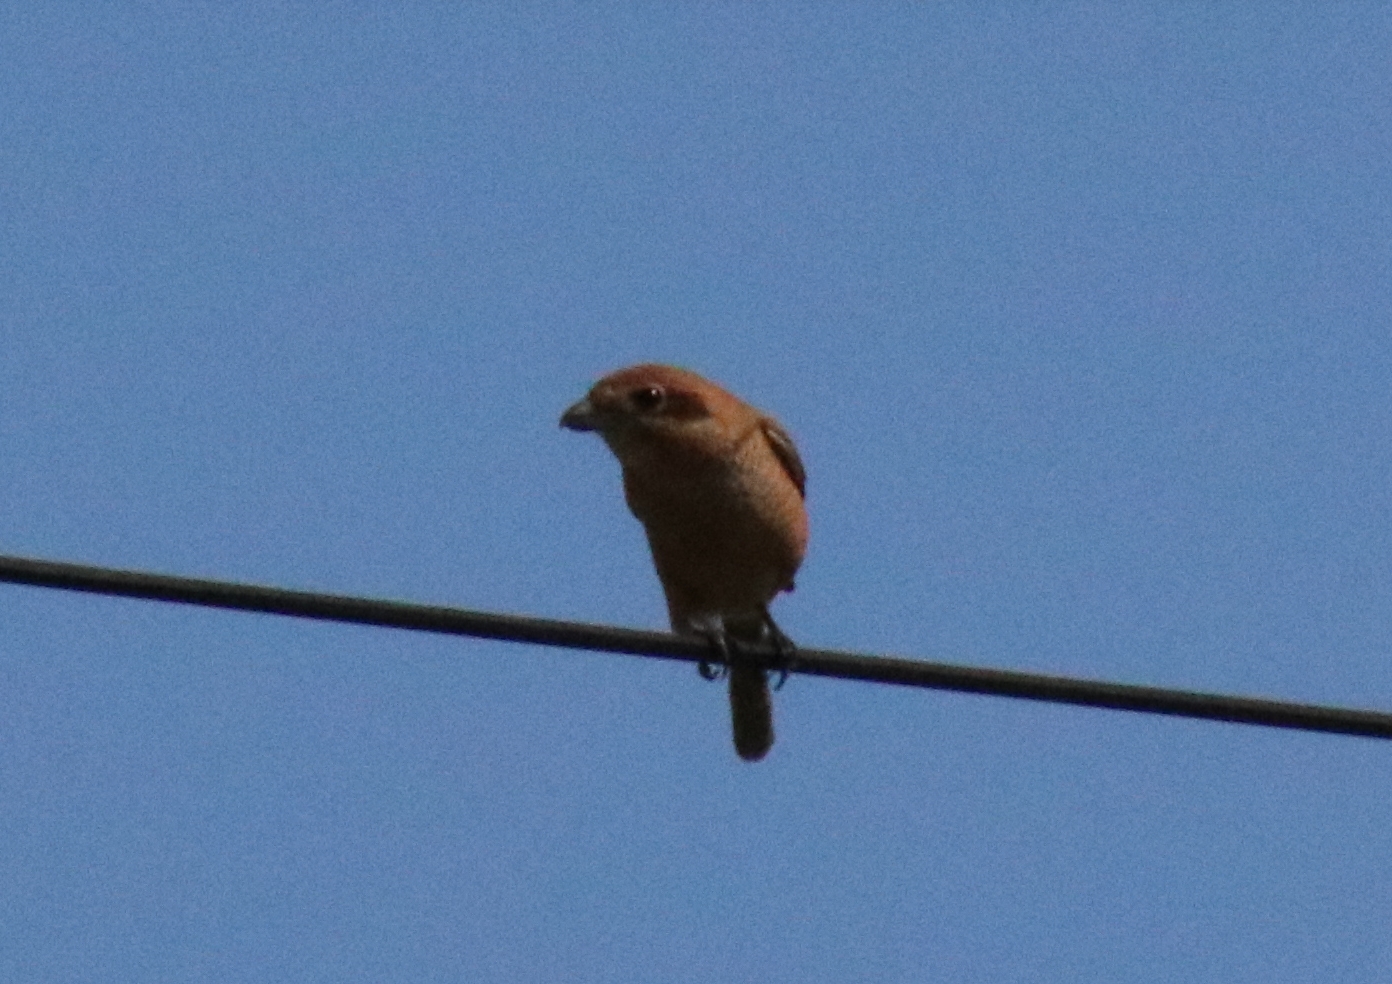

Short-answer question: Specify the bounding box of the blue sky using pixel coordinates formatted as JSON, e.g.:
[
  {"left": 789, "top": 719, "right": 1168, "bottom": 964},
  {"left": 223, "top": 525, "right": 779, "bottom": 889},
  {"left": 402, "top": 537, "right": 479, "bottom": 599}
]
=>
[{"left": 3, "top": 5, "right": 1391, "bottom": 981}]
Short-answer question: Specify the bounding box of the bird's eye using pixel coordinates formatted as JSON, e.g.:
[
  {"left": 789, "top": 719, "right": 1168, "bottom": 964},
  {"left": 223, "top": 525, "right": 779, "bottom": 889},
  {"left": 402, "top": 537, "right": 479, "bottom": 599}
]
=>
[{"left": 630, "top": 386, "right": 665, "bottom": 412}]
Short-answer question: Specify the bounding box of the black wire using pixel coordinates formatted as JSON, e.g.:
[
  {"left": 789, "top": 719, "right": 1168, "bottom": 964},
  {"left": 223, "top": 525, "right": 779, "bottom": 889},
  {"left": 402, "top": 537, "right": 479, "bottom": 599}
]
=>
[{"left": 2, "top": 552, "right": 1390, "bottom": 740}]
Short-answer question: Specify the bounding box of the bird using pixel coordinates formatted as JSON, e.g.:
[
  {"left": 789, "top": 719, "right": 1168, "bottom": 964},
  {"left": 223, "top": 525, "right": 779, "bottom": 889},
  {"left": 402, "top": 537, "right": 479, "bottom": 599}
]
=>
[{"left": 560, "top": 363, "right": 809, "bottom": 761}]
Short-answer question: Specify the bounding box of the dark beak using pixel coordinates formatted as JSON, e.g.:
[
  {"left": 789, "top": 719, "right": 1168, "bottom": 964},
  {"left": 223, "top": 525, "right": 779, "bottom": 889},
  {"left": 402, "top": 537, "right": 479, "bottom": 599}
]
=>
[{"left": 560, "top": 397, "right": 598, "bottom": 432}]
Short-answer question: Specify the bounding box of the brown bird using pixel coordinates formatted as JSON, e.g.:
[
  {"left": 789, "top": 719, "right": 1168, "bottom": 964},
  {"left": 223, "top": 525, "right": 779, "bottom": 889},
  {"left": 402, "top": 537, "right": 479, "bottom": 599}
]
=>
[{"left": 561, "top": 364, "right": 809, "bottom": 761}]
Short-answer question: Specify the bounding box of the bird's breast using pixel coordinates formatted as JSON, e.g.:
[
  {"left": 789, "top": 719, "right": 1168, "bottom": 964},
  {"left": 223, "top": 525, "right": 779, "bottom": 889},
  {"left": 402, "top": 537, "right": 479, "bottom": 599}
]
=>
[{"left": 620, "top": 448, "right": 807, "bottom": 619}]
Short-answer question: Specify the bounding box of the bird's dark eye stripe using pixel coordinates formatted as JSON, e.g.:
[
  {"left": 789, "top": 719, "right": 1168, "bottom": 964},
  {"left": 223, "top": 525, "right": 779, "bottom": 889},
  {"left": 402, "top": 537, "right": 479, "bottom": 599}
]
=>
[{"left": 631, "top": 386, "right": 664, "bottom": 410}]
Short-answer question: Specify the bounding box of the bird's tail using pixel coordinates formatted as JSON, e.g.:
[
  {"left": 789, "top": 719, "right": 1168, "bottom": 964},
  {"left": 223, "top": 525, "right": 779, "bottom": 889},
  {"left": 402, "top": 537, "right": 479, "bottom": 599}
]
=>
[{"left": 729, "top": 664, "right": 774, "bottom": 761}]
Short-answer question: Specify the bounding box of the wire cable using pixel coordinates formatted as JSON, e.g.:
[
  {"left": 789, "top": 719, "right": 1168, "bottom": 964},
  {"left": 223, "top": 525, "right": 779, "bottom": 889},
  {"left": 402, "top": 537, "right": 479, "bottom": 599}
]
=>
[{"left": 2, "top": 552, "right": 1390, "bottom": 740}]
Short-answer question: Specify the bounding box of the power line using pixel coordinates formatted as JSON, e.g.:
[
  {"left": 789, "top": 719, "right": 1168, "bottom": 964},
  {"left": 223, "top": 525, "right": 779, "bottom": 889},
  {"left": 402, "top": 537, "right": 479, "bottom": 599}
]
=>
[{"left": 2, "top": 551, "right": 1390, "bottom": 741}]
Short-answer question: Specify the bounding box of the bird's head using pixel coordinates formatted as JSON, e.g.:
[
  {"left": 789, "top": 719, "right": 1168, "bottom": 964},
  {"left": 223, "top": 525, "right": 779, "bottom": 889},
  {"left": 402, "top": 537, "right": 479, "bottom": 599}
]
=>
[{"left": 561, "top": 364, "right": 733, "bottom": 453}]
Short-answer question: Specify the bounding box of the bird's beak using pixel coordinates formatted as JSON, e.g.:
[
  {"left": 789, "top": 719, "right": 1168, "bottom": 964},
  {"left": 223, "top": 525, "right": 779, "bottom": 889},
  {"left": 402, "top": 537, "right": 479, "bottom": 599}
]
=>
[{"left": 560, "top": 397, "right": 598, "bottom": 432}]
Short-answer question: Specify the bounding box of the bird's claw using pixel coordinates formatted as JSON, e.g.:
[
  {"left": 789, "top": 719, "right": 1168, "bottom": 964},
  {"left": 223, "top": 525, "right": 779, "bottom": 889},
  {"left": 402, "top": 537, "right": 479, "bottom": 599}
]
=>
[
  {"left": 698, "top": 659, "right": 726, "bottom": 681},
  {"left": 764, "top": 615, "right": 797, "bottom": 691},
  {"left": 697, "top": 627, "right": 731, "bottom": 682}
]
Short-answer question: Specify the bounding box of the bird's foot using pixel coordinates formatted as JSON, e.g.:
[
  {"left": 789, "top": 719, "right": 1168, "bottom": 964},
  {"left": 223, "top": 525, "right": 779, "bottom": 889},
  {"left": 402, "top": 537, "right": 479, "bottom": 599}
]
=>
[
  {"left": 696, "top": 623, "right": 732, "bottom": 682},
  {"left": 691, "top": 614, "right": 797, "bottom": 688},
  {"left": 765, "top": 620, "right": 797, "bottom": 691},
  {"left": 773, "top": 631, "right": 796, "bottom": 693}
]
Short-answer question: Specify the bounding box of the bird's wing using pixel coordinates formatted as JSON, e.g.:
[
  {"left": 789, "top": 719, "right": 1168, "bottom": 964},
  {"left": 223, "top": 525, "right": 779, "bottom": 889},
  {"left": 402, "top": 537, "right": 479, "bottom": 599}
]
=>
[{"left": 759, "top": 418, "right": 806, "bottom": 499}]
